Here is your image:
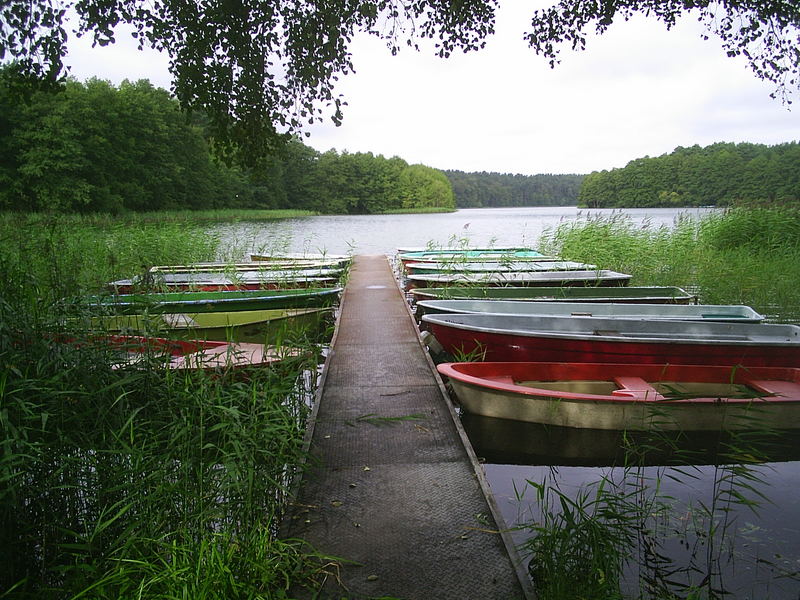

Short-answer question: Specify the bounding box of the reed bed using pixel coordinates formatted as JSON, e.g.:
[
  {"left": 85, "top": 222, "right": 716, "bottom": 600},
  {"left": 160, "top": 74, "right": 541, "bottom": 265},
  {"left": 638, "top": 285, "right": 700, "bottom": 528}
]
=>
[
  {"left": 522, "top": 206, "right": 800, "bottom": 598},
  {"left": 517, "top": 428, "right": 791, "bottom": 600},
  {"left": 0, "top": 213, "right": 219, "bottom": 304},
  {"left": 538, "top": 207, "right": 800, "bottom": 323},
  {"left": 0, "top": 213, "right": 331, "bottom": 598},
  {"left": 1, "top": 310, "right": 323, "bottom": 598}
]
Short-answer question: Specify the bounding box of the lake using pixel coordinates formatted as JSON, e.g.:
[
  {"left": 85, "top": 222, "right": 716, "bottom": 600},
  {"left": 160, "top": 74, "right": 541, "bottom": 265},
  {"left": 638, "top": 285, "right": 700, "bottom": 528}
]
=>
[
  {"left": 216, "top": 205, "right": 799, "bottom": 598},
  {"left": 213, "top": 206, "right": 719, "bottom": 258}
]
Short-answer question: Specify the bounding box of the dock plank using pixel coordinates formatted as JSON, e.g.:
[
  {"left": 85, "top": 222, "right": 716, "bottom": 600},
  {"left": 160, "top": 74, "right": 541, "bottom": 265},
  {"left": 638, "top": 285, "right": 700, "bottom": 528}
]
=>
[{"left": 283, "top": 255, "right": 533, "bottom": 599}]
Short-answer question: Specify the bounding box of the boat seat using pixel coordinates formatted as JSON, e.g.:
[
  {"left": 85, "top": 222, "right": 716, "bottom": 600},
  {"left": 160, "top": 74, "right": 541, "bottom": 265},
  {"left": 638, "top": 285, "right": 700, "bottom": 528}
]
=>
[
  {"left": 612, "top": 376, "right": 661, "bottom": 399},
  {"left": 745, "top": 380, "right": 800, "bottom": 398}
]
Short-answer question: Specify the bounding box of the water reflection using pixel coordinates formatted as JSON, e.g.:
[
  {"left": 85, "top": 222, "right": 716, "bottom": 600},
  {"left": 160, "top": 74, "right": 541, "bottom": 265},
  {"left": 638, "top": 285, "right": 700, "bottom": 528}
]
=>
[
  {"left": 462, "top": 413, "right": 800, "bottom": 467},
  {"left": 467, "top": 415, "right": 800, "bottom": 599}
]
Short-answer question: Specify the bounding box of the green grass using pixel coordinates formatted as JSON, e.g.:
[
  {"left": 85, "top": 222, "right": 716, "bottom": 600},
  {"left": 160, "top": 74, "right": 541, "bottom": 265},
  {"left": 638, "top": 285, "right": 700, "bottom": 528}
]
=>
[
  {"left": 537, "top": 207, "right": 800, "bottom": 323},
  {"left": 0, "top": 315, "right": 325, "bottom": 598},
  {"left": 0, "top": 212, "right": 338, "bottom": 598}
]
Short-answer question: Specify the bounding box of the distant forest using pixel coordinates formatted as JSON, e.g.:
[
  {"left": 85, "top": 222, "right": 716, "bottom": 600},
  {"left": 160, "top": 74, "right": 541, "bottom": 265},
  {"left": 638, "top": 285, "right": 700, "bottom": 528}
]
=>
[
  {"left": 579, "top": 142, "right": 800, "bottom": 208},
  {"left": 0, "top": 73, "right": 454, "bottom": 214},
  {"left": 444, "top": 171, "right": 584, "bottom": 208},
  {"left": 4, "top": 72, "right": 797, "bottom": 215}
]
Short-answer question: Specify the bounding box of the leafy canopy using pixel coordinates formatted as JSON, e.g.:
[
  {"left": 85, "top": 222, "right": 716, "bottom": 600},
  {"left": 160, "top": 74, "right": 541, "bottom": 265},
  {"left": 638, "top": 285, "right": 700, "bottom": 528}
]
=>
[
  {"left": 526, "top": 0, "right": 800, "bottom": 103},
  {"left": 1, "top": 0, "right": 797, "bottom": 162}
]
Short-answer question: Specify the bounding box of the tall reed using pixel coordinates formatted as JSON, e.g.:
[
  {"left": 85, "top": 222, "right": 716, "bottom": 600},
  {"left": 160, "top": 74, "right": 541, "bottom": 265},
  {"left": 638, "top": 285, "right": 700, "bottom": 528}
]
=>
[
  {"left": 538, "top": 208, "right": 800, "bottom": 323},
  {"left": 521, "top": 206, "right": 800, "bottom": 598},
  {"left": 1, "top": 310, "right": 322, "bottom": 597},
  {"left": 0, "top": 213, "right": 332, "bottom": 597},
  {"left": 0, "top": 212, "right": 218, "bottom": 304}
]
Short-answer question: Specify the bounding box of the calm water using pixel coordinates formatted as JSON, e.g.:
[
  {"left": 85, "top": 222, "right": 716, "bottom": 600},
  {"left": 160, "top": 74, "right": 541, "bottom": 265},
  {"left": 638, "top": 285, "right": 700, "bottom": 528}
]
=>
[
  {"left": 215, "top": 206, "right": 799, "bottom": 598},
  {"left": 212, "top": 206, "right": 718, "bottom": 258}
]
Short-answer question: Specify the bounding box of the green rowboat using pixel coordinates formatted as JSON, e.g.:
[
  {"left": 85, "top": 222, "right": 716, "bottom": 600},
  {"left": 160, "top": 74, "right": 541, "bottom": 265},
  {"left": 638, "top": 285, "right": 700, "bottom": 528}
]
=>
[{"left": 87, "top": 287, "right": 342, "bottom": 314}]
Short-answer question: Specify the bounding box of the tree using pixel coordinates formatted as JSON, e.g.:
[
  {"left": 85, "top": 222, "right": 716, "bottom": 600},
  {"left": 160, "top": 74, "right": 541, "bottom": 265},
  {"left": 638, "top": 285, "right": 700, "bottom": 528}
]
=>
[
  {"left": 2, "top": 0, "right": 797, "bottom": 164},
  {"left": 0, "top": 0, "right": 496, "bottom": 165},
  {"left": 0, "top": 71, "right": 246, "bottom": 212},
  {"left": 576, "top": 141, "right": 800, "bottom": 208},
  {"left": 526, "top": 0, "right": 800, "bottom": 103}
]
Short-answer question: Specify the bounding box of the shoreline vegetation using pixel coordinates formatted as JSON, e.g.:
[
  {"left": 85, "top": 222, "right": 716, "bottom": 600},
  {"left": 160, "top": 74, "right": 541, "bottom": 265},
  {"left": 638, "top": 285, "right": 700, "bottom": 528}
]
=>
[
  {"left": 2, "top": 205, "right": 799, "bottom": 598},
  {"left": 0, "top": 211, "right": 336, "bottom": 598}
]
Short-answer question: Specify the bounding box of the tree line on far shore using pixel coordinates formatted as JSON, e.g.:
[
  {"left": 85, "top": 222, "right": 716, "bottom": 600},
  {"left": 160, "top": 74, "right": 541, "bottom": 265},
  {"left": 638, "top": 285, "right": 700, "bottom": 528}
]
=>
[
  {"left": 0, "top": 73, "right": 454, "bottom": 214},
  {"left": 445, "top": 171, "right": 584, "bottom": 207},
  {"left": 2, "top": 71, "right": 797, "bottom": 215},
  {"left": 579, "top": 142, "right": 800, "bottom": 208}
]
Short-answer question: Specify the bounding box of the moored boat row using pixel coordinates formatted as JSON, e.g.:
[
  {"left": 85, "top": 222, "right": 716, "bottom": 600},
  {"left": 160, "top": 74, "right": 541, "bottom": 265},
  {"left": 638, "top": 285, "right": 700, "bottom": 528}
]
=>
[
  {"left": 400, "top": 245, "right": 800, "bottom": 432},
  {"left": 75, "top": 254, "right": 350, "bottom": 371}
]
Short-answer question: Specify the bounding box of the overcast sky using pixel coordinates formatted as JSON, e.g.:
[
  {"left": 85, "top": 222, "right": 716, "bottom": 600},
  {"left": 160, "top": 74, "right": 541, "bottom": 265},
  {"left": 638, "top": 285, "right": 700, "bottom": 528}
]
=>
[{"left": 66, "top": 2, "right": 799, "bottom": 175}]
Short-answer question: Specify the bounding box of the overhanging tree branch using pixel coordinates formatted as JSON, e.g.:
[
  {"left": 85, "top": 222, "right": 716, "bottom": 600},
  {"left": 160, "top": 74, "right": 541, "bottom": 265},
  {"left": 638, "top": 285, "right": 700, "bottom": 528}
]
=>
[{"left": 1, "top": 0, "right": 796, "bottom": 164}]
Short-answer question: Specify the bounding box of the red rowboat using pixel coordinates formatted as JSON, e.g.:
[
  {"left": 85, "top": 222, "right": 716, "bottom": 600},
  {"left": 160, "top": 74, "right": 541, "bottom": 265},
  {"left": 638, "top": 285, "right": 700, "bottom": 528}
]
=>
[{"left": 422, "top": 313, "right": 800, "bottom": 367}]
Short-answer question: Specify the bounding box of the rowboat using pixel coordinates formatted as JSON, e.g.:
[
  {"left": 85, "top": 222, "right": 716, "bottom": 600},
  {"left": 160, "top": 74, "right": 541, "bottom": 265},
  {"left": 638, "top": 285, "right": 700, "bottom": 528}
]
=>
[
  {"left": 110, "top": 271, "right": 339, "bottom": 294},
  {"left": 415, "top": 300, "right": 764, "bottom": 323},
  {"left": 421, "top": 313, "right": 800, "bottom": 366},
  {"left": 93, "top": 307, "right": 332, "bottom": 344},
  {"left": 406, "top": 269, "right": 632, "bottom": 288},
  {"left": 398, "top": 249, "right": 552, "bottom": 268},
  {"left": 150, "top": 260, "right": 346, "bottom": 272},
  {"left": 410, "top": 286, "right": 697, "bottom": 304},
  {"left": 94, "top": 335, "right": 305, "bottom": 371},
  {"left": 87, "top": 287, "right": 342, "bottom": 314},
  {"left": 437, "top": 361, "right": 800, "bottom": 430},
  {"left": 403, "top": 260, "right": 596, "bottom": 274}
]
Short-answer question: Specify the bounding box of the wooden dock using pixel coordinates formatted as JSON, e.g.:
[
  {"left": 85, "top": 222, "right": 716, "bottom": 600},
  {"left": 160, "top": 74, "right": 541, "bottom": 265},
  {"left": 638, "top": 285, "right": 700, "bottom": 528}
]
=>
[{"left": 284, "top": 255, "right": 533, "bottom": 599}]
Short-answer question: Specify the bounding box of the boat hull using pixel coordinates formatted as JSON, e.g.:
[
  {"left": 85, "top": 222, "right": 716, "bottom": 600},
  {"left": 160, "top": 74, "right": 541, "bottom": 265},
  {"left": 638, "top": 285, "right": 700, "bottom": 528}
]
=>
[
  {"left": 102, "top": 336, "right": 304, "bottom": 370},
  {"left": 149, "top": 260, "right": 346, "bottom": 272},
  {"left": 415, "top": 299, "right": 764, "bottom": 323},
  {"left": 406, "top": 269, "right": 631, "bottom": 289},
  {"left": 410, "top": 286, "right": 697, "bottom": 304},
  {"left": 423, "top": 314, "right": 800, "bottom": 367},
  {"left": 110, "top": 275, "right": 338, "bottom": 294},
  {"left": 89, "top": 287, "right": 342, "bottom": 314},
  {"left": 438, "top": 361, "right": 800, "bottom": 430},
  {"left": 403, "top": 260, "right": 595, "bottom": 274},
  {"left": 94, "top": 307, "right": 332, "bottom": 344},
  {"left": 250, "top": 253, "right": 351, "bottom": 265}
]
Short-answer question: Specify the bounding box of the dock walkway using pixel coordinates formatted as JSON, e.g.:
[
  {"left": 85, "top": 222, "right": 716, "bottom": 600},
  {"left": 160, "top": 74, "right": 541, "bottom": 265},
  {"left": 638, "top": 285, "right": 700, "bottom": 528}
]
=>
[{"left": 284, "top": 255, "right": 533, "bottom": 599}]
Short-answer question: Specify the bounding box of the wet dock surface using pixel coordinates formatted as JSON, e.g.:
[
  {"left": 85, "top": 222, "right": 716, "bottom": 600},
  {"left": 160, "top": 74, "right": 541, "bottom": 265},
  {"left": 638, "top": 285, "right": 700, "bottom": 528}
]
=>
[{"left": 284, "top": 255, "right": 533, "bottom": 599}]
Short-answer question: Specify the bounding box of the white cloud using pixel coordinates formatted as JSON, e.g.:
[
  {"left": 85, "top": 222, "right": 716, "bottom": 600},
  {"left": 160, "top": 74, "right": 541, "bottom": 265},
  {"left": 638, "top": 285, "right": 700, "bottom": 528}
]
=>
[
  {"left": 66, "top": 22, "right": 172, "bottom": 90},
  {"left": 63, "top": 3, "right": 799, "bottom": 174}
]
